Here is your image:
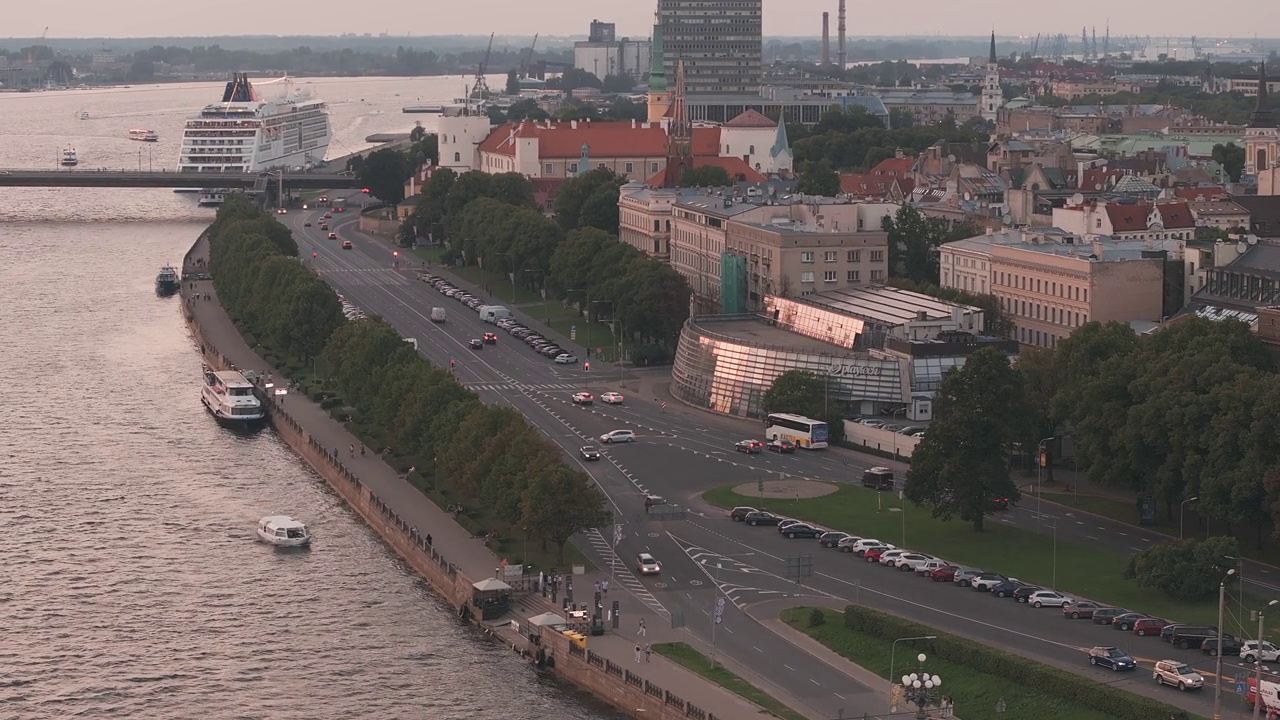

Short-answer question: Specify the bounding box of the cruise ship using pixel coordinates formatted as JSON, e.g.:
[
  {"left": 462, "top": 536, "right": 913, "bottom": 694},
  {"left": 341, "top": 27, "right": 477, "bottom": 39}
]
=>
[{"left": 177, "top": 73, "right": 331, "bottom": 177}]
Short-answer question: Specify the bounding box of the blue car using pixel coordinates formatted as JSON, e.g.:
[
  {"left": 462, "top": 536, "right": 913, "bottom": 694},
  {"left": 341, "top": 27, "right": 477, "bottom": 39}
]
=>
[
  {"left": 1088, "top": 646, "right": 1136, "bottom": 671},
  {"left": 989, "top": 580, "right": 1028, "bottom": 599}
]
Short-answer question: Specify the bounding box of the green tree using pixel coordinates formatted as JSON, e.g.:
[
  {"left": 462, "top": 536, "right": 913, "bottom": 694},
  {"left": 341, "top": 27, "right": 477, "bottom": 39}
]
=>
[
  {"left": 762, "top": 370, "right": 828, "bottom": 419},
  {"left": 601, "top": 73, "right": 637, "bottom": 94},
  {"left": 357, "top": 148, "right": 408, "bottom": 204},
  {"left": 505, "top": 69, "right": 520, "bottom": 95},
  {"left": 553, "top": 167, "right": 625, "bottom": 233},
  {"left": 1123, "top": 536, "right": 1240, "bottom": 601},
  {"left": 521, "top": 465, "right": 612, "bottom": 563},
  {"left": 906, "top": 348, "right": 1029, "bottom": 531},
  {"left": 796, "top": 159, "right": 841, "bottom": 196},
  {"left": 681, "top": 165, "right": 733, "bottom": 187},
  {"left": 881, "top": 205, "right": 952, "bottom": 283},
  {"left": 1212, "top": 142, "right": 1245, "bottom": 182}
]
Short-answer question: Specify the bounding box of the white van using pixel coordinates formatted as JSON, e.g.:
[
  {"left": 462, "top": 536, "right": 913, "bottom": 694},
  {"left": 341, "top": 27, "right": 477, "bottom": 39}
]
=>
[{"left": 478, "top": 305, "right": 513, "bottom": 323}]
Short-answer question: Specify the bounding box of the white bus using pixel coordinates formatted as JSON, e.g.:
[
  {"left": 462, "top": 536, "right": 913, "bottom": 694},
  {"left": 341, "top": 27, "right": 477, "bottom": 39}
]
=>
[{"left": 764, "top": 413, "right": 829, "bottom": 449}]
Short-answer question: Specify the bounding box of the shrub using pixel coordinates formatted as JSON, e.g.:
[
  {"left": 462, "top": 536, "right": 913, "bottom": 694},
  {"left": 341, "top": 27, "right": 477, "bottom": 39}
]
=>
[{"left": 808, "top": 608, "right": 826, "bottom": 627}]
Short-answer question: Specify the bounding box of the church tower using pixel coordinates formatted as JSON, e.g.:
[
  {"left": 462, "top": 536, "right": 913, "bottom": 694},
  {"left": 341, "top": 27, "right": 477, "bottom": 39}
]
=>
[
  {"left": 1244, "top": 62, "right": 1280, "bottom": 196},
  {"left": 646, "top": 9, "right": 671, "bottom": 124},
  {"left": 981, "top": 31, "right": 1003, "bottom": 123}
]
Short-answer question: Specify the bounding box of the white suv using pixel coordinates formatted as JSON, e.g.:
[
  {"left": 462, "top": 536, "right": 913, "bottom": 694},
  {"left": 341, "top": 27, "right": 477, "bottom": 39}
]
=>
[
  {"left": 895, "top": 553, "right": 936, "bottom": 572},
  {"left": 1242, "top": 640, "right": 1280, "bottom": 663},
  {"left": 1153, "top": 659, "right": 1204, "bottom": 690},
  {"left": 878, "top": 550, "right": 909, "bottom": 567},
  {"left": 849, "top": 539, "right": 893, "bottom": 556},
  {"left": 599, "top": 430, "right": 635, "bottom": 444}
]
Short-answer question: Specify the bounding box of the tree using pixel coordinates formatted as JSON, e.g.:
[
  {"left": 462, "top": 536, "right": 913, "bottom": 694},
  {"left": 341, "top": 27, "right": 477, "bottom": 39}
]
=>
[
  {"left": 521, "top": 466, "right": 612, "bottom": 563},
  {"left": 601, "top": 73, "right": 637, "bottom": 94},
  {"left": 553, "top": 167, "right": 625, "bottom": 233},
  {"left": 796, "top": 159, "right": 841, "bottom": 196},
  {"left": 682, "top": 165, "right": 733, "bottom": 187},
  {"left": 1212, "top": 142, "right": 1245, "bottom": 182},
  {"left": 357, "top": 148, "right": 408, "bottom": 204},
  {"left": 505, "top": 69, "right": 520, "bottom": 95},
  {"left": 905, "top": 348, "right": 1030, "bottom": 531},
  {"left": 881, "top": 205, "right": 953, "bottom": 284},
  {"left": 1123, "top": 537, "right": 1240, "bottom": 601},
  {"left": 762, "top": 370, "right": 828, "bottom": 419}
]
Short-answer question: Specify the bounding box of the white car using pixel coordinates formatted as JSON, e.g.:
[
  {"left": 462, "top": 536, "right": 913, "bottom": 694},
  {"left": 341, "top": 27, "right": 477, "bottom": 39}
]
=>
[
  {"left": 878, "top": 549, "right": 909, "bottom": 567},
  {"left": 971, "top": 573, "right": 1013, "bottom": 592},
  {"left": 916, "top": 560, "right": 950, "bottom": 575},
  {"left": 1242, "top": 640, "right": 1280, "bottom": 663},
  {"left": 895, "top": 553, "right": 936, "bottom": 572},
  {"left": 599, "top": 429, "right": 635, "bottom": 444},
  {"left": 572, "top": 392, "right": 594, "bottom": 405},
  {"left": 849, "top": 538, "right": 893, "bottom": 556},
  {"left": 637, "top": 553, "right": 661, "bottom": 575},
  {"left": 554, "top": 353, "right": 579, "bottom": 364},
  {"left": 600, "top": 392, "right": 624, "bottom": 404},
  {"left": 1027, "top": 590, "right": 1073, "bottom": 608}
]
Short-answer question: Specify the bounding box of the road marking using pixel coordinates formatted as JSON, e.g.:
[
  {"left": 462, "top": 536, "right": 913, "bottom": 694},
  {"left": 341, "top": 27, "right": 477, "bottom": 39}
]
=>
[
  {"left": 1086, "top": 535, "right": 1098, "bottom": 540},
  {"left": 784, "top": 664, "right": 795, "bottom": 671},
  {"left": 810, "top": 678, "right": 820, "bottom": 686},
  {"left": 834, "top": 693, "right": 845, "bottom": 700},
  {"left": 754, "top": 645, "right": 762, "bottom": 652}
]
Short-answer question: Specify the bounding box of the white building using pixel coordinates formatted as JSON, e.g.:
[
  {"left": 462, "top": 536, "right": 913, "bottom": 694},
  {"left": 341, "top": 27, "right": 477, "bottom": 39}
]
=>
[
  {"left": 436, "top": 114, "right": 493, "bottom": 173},
  {"left": 718, "top": 109, "right": 794, "bottom": 176}
]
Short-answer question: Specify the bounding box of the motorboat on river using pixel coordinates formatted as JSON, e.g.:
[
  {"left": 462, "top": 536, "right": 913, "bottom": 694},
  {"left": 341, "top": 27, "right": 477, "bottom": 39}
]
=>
[
  {"left": 257, "top": 515, "right": 311, "bottom": 547},
  {"left": 201, "top": 366, "right": 264, "bottom": 430}
]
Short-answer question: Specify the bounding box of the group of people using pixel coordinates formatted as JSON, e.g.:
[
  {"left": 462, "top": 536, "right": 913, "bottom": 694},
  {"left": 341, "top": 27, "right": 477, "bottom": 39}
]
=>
[{"left": 633, "top": 642, "right": 652, "bottom": 663}]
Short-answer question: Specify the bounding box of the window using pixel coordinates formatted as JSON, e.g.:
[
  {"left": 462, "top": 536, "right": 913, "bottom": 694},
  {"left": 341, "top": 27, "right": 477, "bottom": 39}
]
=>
[
  {"left": 800, "top": 271, "right": 815, "bottom": 283},
  {"left": 569, "top": 163, "right": 578, "bottom": 173},
  {"left": 870, "top": 270, "right": 884, "bottom": 280},
  {"left": 544, "top": 163, "right": 553, "bottom": 175},
  {"left": 749, "top": 145, "right": 755, "bottom": 154},
  {"left": 870, "top": 250, "right": 885, "bottom": 262},
  {"left": 650, "top": 162, "right": 659, "bottom": 172},
  {"left": 453, "top": 152, "right": 461, "bottom": 163},
  {"left": 823, "top": 251, "right": 837, "bottom": 263},
  {"left": 800, "top": 252, "right": 814, "bottom": 263},
  {"left": 625, "top": 162, "right": 634, "bottom": 173},
  {"left": 846, "top": 250, "right": 861, "bottom": 263},
  {"left": 823, "top": 271, "right": 837, "bottom": 283},
  {"left": 653, "top": 220, "right": 661, "bottom": 231},
  {"left": 847, "top": 270, "right": 860, "bottom": 281}
]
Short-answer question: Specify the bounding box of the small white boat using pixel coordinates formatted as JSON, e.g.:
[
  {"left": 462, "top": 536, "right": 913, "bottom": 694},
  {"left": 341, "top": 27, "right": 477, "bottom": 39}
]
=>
[
  {"left": 60, "top": 148, "right": 78, "bottom": 167},
  {"left": 128, "top": 128, "right": 159, "bottom": 142},
  {"left": 257, "top": 515, "right": 311, "bottom": 547}
]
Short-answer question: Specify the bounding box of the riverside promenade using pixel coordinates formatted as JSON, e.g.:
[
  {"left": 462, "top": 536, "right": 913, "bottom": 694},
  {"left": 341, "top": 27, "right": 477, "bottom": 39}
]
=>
[{"left": 179, "top": 234, "right": 777, "bottom": 720}]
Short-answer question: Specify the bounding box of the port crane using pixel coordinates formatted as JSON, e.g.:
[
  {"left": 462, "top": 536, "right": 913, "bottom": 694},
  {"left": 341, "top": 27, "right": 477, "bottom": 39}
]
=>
[
  {"left": 471, "top": 32, "right": 494, "bottom": 99},
  {"left": 518, "top": 34, "right": 539, "bottom": 79}
]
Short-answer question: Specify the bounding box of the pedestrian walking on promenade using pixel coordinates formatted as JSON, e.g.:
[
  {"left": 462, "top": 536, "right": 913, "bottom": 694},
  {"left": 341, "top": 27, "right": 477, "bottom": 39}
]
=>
[
  {"left": 594, "top": 581, "right": 601, "bottom": 595},
  {"left": 634, "top": 645, "right": 642, "bottom": 663},
  {"left": 637, "top": 618, "right": 646, "bottom": 638},
  {"left": 425, "top": 534, "right": 432, "bottom": 547},
  {"left": 643, "top": 643, "right": 651, "bottom": 662},
  {"left": 602, "top": 579, "right": 609, "bottom": 594}
]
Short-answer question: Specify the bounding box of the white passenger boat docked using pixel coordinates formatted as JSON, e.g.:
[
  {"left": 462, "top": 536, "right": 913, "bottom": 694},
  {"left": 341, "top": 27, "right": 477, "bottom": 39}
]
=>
[
  {"left": 201, "top": 366, "right": 265, "bottom": 429},
  {"left": 257, "top": 515, "right": 311, "bottom": 547}
]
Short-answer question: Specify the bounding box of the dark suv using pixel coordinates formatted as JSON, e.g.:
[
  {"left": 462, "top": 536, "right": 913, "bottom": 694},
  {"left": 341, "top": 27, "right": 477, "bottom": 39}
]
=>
[
  {"left": 743, "top": 511, "right": 781, "bottom": 526},
  {"left": 1201, "top": 636, "right": 1242, "bottom": 657},
  {"left": 730, "top": 506, "right": 757, "bottom": 521},
  {"left": 1168, "top": 626, "right": 1219, "bottom": 650}
]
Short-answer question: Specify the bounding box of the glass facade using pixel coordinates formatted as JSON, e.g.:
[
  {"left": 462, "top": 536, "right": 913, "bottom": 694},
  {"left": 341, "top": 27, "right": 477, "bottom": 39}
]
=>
[
  {"left": 721, "top": 253, "right": 747, "bottom": 314},
  {"left": 762, "top": 296, "right": 867, "bottom": 349},
  {"left": 671, "top": 317, "right": 905, "bottom": 418}
]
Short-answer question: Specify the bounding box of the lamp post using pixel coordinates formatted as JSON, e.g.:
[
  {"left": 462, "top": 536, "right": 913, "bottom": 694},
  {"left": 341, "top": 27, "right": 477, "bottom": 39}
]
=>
[
  {"left": 889, "top": 635, "right": 936, "bottom": 713},
  {"left": 1036, "top": 436, "right": 1054, "bottom": 533},
  {"left": 1180, "top": 496, "right": 1199, "bottom": 539},
  {"left": 892, "top": 407, "right": 908, "bottom": 459},
  {"left": 590, "top": 299, "right": 612, "bottom": 360},
  {"left": 1253, "top": 599, "right": 1279, "bottom": 720},
  {"left": 902, "top": 653, "right": 942, "bottom": 720},
  {"left": 523, "top": 269, "right": 547, "bottom": 322},
  {"left": 700, "top": 560, "right": 726, "bottom": 667},
  {"left": 1214, "top": 568, "right": 1237, "bottom": 720}
]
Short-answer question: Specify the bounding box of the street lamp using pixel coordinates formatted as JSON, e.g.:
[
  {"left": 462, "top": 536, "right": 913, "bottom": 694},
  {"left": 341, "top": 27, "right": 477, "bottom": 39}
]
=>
[
  {"left": 1036, "top": 436, "right": 1054, "bottom": 533},
  {"left": 901, "top": 653, "right": 942, "bottom": 720},
  {"left": 1214, "top": 568, "right": 1237, "bottom": 720},
  {"left": 889, "top": 635, "right": 936, "bottom": 713},
  {"left": 700, "top": 560, "right": 727, "bottom": 667},
  {"left": 1180, "top": 496, "right": 1199, "bottom": 539},
  {"left": 1252, "top": 599, "right": 1280, "bottom": 720},
  {"left": 891, "top": 407, "right": 908, "bottom": 459},
  {"left": 1045, "top": 522, "right": 1058, "bottom": 588}
]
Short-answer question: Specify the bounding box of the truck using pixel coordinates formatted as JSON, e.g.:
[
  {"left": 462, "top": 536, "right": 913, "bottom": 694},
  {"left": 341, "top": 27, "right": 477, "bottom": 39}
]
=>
[
  {"left": 1246, "top": 672, "right": 1280, "bottom": 714},
  {"left": 478, "top": 305, "right": 513, "bottom": 323},
  {"left": 430, "top": 307, "right": 446, "bottom": 323}
]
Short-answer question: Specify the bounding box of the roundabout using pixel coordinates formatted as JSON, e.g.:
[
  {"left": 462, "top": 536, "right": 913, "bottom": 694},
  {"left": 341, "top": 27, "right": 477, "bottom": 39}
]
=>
[{"left": 731, "top": 478, "right": 838, "bottom": 500}]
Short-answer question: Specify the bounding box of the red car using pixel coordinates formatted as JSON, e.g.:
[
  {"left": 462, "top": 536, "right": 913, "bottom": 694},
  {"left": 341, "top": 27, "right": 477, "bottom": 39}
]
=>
[
  {"left": 929, "top": 565, "right": 958, "bottom": 582},
  {"left": 1133, "top": 617, "right": 1169, "bottom": 637},
  {"left": 864, "top": 547, "right": 888, "bottom": 563}
]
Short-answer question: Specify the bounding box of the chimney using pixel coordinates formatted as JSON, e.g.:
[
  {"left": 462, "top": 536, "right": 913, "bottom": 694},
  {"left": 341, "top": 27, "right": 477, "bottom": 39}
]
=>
[
  {"left": 821, "top": 13, "right": 831, "bottom": 66},
  {"left": 570, "top": 119, "right": 578, "bottom": 129},
  {"left": 837, "top": 0, "right": 847, "bottom": 70},
  {"left": 631, "top": 118, "right": 636, "bottom": 129},
  {"left": 1092, "top": 240, "right": 1104, "bottom": 259}
]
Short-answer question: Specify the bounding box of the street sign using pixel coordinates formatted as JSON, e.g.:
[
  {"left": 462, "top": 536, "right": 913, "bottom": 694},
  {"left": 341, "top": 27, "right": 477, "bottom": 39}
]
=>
[
  {"left": 571, "top": 325, "right": 577, "bottom": 341},
  {"left": 1236, "top": 681, "right": 1246, "bottom": 694},
  {"left": 757, "top": 479, "right": 765, "bottom": 493}
]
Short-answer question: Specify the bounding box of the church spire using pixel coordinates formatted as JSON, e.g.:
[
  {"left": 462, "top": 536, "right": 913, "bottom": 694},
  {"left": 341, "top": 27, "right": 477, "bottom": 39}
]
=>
[
  {"left": 989, "top": 31, "right": 997, "bottom": 65},
  {"left": 649, "top": 9, "right": 666, "bottom": 95},
  {"left": 1249, "top": 61, "right": 1275, "bottom": 129}
]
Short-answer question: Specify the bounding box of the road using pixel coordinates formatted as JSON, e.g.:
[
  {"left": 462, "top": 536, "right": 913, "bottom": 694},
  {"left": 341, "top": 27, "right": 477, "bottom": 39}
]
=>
[{"left": 283, "top": 203, "right": 1267, "bottom": 720}]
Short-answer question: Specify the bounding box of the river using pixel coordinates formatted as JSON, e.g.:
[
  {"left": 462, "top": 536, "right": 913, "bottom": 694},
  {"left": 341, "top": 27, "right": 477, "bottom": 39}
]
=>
[{"left": 0, "top": 76, "right": 620, "bottom": 720}]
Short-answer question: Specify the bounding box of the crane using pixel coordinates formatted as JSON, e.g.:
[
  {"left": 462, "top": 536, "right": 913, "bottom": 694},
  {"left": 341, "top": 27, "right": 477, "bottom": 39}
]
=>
[
  {"left": 41, "top": 26, "right": 48, "bottom": 39},
  {"left": 518, "top": 33, "right": 539, "bottom": 79},
  {"left": 1032, "top": 33, "right": 1041, "bottom": 60},
  {"left": 471, "top": 32, "right": 494, "bottom": 100}
]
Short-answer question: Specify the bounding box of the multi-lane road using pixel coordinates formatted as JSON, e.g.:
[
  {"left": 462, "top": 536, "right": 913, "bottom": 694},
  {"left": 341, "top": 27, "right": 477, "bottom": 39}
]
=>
[{"left": 283, "top": 203, "right": 1266, "bottom": 719}]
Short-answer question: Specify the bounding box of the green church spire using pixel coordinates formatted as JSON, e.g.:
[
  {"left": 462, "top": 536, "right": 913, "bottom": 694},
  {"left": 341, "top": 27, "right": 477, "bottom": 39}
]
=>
[{"left": 649, "top": 9, "right": 667, "bottom": 95}]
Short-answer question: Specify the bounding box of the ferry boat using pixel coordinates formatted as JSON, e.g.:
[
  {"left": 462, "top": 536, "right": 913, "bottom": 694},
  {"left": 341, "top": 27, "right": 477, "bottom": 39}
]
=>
[
  {"left": 60, "top": 148, "right": 78, "bottom": 167},
  {"left": 198, "top": 190, "right": 227, "bottom": 207},
  {"left": 201, "top": 366, "right": 265, "bottom": 429},
  {"left": 177, "top": 73, "right": 330, "bottom": 175},
  {"left": 155, "top": 264, "right": 181, "bottom": 295},
  {"left": 257, "top": 515, "right": 311, "bottom": 547},
  {"left": 129, "top": 128, "right": 159, "bottom": 142}
]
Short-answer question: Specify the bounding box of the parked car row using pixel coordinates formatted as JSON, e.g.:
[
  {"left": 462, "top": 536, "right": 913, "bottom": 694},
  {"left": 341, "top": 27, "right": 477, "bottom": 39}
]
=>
[
  {"left": 418, "top": 274, "right": 577, "bottom": 364},
  {"left": 335, "top": 293, "right": 366, "bottom": 322},
  {"left": 847, "top": 416, "right": 927, "bottom": 438},
  {"left": 724, "top": 504, "right": 1255, "bottom": 691}
]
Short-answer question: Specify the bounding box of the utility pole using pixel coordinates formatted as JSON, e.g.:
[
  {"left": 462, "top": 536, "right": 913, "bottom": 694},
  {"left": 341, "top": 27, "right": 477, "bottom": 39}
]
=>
[
  {"left": 1254, "top": 600, "right": 1279, "bottom": 720},
  {"left": 1215, "top": 569, "right": 1237, "bottom": 720}
]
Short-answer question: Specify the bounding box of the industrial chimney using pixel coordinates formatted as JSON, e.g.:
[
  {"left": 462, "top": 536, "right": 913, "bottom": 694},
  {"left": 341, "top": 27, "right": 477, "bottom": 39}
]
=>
[
  {"left": 821, "top": 12, "right": 830, "bottom": 66},
  {"left": 837, "top": 0, "right": 847, "bottom": 70}
]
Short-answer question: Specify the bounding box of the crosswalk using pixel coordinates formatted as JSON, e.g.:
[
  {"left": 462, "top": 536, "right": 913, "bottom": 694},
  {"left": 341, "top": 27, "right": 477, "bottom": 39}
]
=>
[
  {"left": 584, "top": 529, "right": 667, "bottom": 616},
  {"left": 467, "top": 382, "right": 581, "bottom": 392}
]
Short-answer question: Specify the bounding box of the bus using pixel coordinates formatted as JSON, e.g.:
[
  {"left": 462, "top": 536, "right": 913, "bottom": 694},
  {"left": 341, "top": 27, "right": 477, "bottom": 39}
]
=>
[{"left": 764, "top": 413, "right": 829, "bottom": 449}]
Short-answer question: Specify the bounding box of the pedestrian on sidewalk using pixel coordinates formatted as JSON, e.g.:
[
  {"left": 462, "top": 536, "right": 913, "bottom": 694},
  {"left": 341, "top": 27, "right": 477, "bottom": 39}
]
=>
[
  {"left": 634, "top": 644, "right": 642, "bottom": 663},
  {"left": 425, "top": 534, "right": 432, "bottom": 547},
  {"left": 643, "top": 643, "right": 651, "bottom": 662},
  {"left": 637, "top": 618, "right": 646, "bottom": 637},
  {"left": 594, "top": 581, "right": 601, "bottom": 595},
  {"left": 601, "top": 579, "right": 609, "bottom": 595}
]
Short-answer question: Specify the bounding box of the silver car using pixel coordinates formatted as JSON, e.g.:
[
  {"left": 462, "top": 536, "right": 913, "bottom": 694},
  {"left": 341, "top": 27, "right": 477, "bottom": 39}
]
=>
[
  {"left": 952, "top": 568, "right": 986, "bottom": 587},
  {"left": 1153, "top": 659, "right": 1204, "bottom": 690}
]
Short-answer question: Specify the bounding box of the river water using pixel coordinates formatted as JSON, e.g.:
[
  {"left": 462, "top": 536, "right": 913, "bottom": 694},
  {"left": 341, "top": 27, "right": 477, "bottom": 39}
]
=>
[{"left": 0, "top": 77, "right": 620, "bottom": 720}]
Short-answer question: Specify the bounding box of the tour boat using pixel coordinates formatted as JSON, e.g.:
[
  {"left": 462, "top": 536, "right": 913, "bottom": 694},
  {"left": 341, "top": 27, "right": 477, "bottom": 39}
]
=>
[
  {"left": 155, "top": 264, "right": 181, "bottom": 295},
  {"left": 198, "top": 190, "right": 227, "bottom": 207},
  {"left": 60, "top": 148, "right": 78, "bottom": 167},
  {"left": 129, "top": 128, "right": 159, "bottom": 142},
  {"left": 201, "top": 366, "right": 265, "bottom": 429},
  {"left": 257, "top": 515, "right": 311, "bottom": 547}
]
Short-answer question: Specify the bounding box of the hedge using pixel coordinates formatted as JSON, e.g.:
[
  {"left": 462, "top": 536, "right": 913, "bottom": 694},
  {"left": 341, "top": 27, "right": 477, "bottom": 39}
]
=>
[{"left": 842, "top": 605, "right": 1194, "bottom": 720}]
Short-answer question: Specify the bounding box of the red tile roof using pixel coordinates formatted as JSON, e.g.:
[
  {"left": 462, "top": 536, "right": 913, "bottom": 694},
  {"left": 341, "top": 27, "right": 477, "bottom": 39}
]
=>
[
  {"left": 870, "top": 157, "right": 913, "bottom": 178},
  {"left": 839, "top": 173, "right": 893, "bottom": 198},
  {"left": 723, "top": 109, "right": 777, "bottom": 128},
  {"left": 1104, "top": 203, "right": 1150, "bottom": 232},
  {"left": 478, "top": 121, "right": 671, "bottom": 159},
  {"left": 690, "top": 127, "right": 721, "bottom": 157},
  {"left": 645, "top": 156, "right": 765, "bottom": 186},
  {"left": 1155, "top": 201, "right": 1195, "bottom": 229},
  {"left": 1174, "top": 186, "right": 1228, "bottom": 202}
]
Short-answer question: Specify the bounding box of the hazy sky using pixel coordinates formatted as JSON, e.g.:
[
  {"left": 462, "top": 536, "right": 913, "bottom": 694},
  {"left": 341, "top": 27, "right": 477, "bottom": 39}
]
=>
[{"left": 6, "top": 0, "right": 1279, "bottom": 40}]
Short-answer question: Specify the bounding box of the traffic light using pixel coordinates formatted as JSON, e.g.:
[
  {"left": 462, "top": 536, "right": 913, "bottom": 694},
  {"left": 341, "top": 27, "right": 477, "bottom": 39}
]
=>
[
  {"left": 583, "top": 361, "right": 590, "bottom": 372},
  {"left": 362, "top": 187, "right": 370, "bottom": 194},
  {"left": 312, "top": 252, "right": 317, "bottom": 258}
]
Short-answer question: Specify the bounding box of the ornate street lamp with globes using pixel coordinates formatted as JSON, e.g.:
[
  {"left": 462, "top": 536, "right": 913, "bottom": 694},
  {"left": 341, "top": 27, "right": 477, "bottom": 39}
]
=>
[{"left": 901, "top": 653, "right": 942, "bottom": 720}]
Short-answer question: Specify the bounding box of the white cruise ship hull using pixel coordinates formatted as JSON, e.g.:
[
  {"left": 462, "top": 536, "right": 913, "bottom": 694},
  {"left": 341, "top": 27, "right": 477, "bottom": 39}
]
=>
[{"left": 201, "top": 388, "right": 265, "bottom": 430}]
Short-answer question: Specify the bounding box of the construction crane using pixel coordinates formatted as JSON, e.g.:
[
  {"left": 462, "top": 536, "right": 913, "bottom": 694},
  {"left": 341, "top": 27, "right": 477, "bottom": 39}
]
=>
[
  {"left": 1082, "top": 27, "right": 1090, "bottom": 61},
  {"left": 1031, "top": 33, "right": 1041, "bottom": 60},
  {"left": 471, "top": 32, "right": 494, "bottom": 99},
  {"left": 1102, "top": 25, "right": 1110, "bottom": 61},
  {"left": 1091, "top": 27, "right": 1097, "bottom": 63},
  {"left": 518, "top": 33, "right": 538, "bottom": 79}
]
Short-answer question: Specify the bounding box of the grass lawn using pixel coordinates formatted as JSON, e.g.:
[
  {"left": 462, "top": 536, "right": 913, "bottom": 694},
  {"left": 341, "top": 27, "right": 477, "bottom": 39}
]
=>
[
  {"left": 650, "top": 642, "right": 808, "bottom": 720},
  {"left": 410, "top": 245, "right": 448, "bottom": 263},
  {"left": 779, "top": 607, "right": 1195, "bottom": 720},
  {"left": 705, "top": 483, "right": 1273, "bottom": 638},
  {"left": 448, "top": 264, "right": 546, "bottom": 305}
]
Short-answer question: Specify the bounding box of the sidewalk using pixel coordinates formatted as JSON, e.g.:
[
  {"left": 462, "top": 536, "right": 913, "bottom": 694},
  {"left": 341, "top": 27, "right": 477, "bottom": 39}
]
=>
[{"left": 181, "top": 234, "right": 775, "bottom": 720}]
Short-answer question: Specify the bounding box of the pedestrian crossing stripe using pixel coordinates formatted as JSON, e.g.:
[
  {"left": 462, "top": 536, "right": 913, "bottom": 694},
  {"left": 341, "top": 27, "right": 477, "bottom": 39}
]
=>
[
  {"left": 467, "top": 382, "right": 581, "bottom": 391},
  {"left": 584, "top": 529, "right": 667, "bottom": 617}
]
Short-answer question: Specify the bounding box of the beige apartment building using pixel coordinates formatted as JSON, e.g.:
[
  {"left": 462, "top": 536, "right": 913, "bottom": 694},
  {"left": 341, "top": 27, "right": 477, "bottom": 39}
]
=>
[
  {"left": 618, "top": 185, "right": 678, "bottom": 259},
  {"left": 941, "top": 228, "right": 1168, "bottom": 348},
  {"left": 667, "top": 194, "right": 894, "bottom": 311}
]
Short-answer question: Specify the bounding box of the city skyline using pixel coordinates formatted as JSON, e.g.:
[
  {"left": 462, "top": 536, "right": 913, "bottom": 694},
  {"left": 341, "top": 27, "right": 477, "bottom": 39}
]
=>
[{"left": 6, "top": 0, "right": 1279, "bottom": 43}]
